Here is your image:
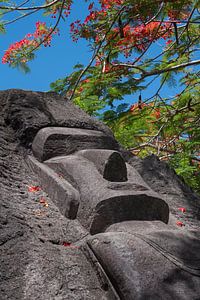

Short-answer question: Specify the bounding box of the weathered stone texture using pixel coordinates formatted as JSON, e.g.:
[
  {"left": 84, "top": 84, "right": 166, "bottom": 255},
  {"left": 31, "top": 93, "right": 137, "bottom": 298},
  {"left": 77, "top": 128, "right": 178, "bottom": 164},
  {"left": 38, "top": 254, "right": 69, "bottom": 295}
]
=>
[
  {"left": 2, "top": 89, "right": 114, "bottom": 145},
  {"left": 32, "top": 127, "right": 119, "bottom": 162},
  {"left": 128, "top": 154, "right": 200, "bottom": 229},
  {"left": 0, "top": 90, "right": 114, "bottom": 300},
  {"left": 77, "top": 149, "right": 127, "bottom": 182},
  {"left": 44, "top": 153, "right": 169, "bottom": 234},
  {"left": 27, "top": 156, "right": 80, "bottom": 219},
  {"left": 87, "top": 230, "right": 200, "bottom": 300},
  {"left": 0, "top": 89, "right": 200, "bottom": 300}
]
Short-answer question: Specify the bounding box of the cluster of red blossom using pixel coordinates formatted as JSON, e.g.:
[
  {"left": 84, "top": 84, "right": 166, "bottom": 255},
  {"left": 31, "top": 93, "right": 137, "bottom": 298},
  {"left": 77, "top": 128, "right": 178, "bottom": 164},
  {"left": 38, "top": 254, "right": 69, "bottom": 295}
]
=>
[
  {"left": 111, "top": 22, "right": 172, "bottom": 55},
  {"left": 70, "top": 1, "right": 173, "bottom": 56},
  {"left": 2, "top": 21, "right": 55, "bottom": 64},
  {"left": 130, "top": 102, "right": 161, "bottom": 120},
  {"left": 101, "top": 0, "right": 124, "bottom": 9},
  {"left": 2, "top": 39, "right": 36, "bottom": 64},
  {"left": 70, "top": 20, "right": 82, "bottom": 42},
  {"left": 70, "top": 0, "right": 124, "bottom": 41},
  {"left": 50, "top": 1, "right": 72, "bottom": 18},
  {"left": 2, "top": 1, "right": 191, "bottom": 65},
  {"left": 77, "top": 78, "right": 90, "bottom": 93},
  {"left": 27, "top": 21, "right": 53, "bottom": 46}
]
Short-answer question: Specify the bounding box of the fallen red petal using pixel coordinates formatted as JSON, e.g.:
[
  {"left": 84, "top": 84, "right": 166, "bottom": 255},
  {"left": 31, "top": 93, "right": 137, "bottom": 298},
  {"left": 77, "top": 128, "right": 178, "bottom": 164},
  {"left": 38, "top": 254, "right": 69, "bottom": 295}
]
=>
[
  {"left": 176, "top": 221, "right": 185, "bottom": 227},
  {"left": 39, "top": 197, "right": 46, "bottom": 203},
  {"left": 28, "top": 186, "right": 41, "bottom": 192},
  {"left": 178, "top": 207, "right": 186, "bottom": 213},
  {"left": 63, "top": 242, "right": 72, "bottom": 247},
  {"left": 39, "top": 197, "right": 49, "bottom": 207}
]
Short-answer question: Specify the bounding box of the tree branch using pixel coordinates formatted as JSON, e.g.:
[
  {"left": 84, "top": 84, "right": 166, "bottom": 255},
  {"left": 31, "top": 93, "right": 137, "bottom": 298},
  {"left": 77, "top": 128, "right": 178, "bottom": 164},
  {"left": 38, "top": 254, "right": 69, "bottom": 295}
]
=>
[
  {"left": 0, "top": 0, "right": 60, "bottom": 11},
  {"left": 4, "top": 9, "right": 40, "bottom": 25},
  {"left": 143, "top": 59, "right": 200, "bottom": 78},
  {"left": 68, "top": 7, "right": 126, "bottom": 101},
  {"left": 21, "top": 0, "right": 66, "bottom": 58}
]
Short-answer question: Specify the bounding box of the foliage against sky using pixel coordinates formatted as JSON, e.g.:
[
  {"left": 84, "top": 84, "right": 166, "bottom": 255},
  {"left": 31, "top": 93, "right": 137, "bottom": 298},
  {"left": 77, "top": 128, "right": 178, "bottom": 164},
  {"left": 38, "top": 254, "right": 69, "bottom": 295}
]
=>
[{"left": 0, "top": 0, "right": 200, "bottom": 192}]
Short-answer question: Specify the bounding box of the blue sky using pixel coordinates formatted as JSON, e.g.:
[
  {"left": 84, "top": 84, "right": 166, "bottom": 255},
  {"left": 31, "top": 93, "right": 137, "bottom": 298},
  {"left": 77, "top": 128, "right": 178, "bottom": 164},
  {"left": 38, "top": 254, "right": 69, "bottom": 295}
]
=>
[
  {"left": 0, "top": 1, "right": 91, "bottom": 91},
  {"left": 0, "top": 1, "right": 181, "bottom": 105}
]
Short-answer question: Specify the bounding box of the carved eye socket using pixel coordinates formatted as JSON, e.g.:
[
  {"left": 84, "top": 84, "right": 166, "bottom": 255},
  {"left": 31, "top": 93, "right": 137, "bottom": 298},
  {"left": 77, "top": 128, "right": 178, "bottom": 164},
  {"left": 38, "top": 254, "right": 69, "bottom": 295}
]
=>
[
  {"left": 77, "top": 149, "right": 127, "bottom": 182},
  {"left": 103, "top": 152, "right": 127, "bottom": 182}
]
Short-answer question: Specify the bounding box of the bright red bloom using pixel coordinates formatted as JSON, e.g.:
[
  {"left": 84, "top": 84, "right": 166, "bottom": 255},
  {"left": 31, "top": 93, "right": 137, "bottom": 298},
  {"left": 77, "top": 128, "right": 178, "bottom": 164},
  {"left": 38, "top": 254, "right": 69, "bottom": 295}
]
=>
[
  {"left": 82, "top": 78, "right": 90, "bottom": 84},
  {"left": 166, "top": 39, "right": 173, "bottom": 45},
  {"left": 63, "top": 242, "right": 72, "bottom": 247},
  {"left": 101, "top": 0, "right": 124, "bottom": 9},
  {"left": 178, "top": 207, "right": 186, "bottom": 213},
  {"left": 28, "top": 185, "right": 41, "bottom": 192},
  {"left": 130, "top": 103, "right": 147, "bottom": 112},
  {"left": 2, "top": 39, "right": 35, "bottom": 64},
  {"left": 176, "top": 221, "right": 185, "bottom": 227},
  {"left": 113, "top": 22, "right": 172, "bottom": 55},
  {"left": 2, "top": 21, "right": 57, "bottom": 65},
  {"left": 154, "top": 108, "right": 161, "bottom": 119}
]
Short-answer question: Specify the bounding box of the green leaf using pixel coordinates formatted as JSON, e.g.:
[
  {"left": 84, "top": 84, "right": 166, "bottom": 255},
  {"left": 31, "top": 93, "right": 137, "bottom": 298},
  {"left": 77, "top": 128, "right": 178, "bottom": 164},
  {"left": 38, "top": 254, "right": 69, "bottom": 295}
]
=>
[
  {"left": 0, "top": 22, "right": 5, "bottom": 34},
  {"left": 13, "top": 61, "right": 30, "bottom": 73},
  {"left": 74, "top": 63, "right": 84, "bottom": 69}
]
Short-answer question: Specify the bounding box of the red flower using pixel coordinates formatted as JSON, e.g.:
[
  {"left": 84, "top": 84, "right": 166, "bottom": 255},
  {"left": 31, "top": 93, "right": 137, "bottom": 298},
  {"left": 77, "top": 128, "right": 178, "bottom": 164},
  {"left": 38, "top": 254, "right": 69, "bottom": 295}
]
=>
[
  {"left": 130, "top": 103, "right": 147, "bottom": 112},
  {"left": 88, "top": 2, "right": 94, "bottom": 11},
  {"left": 39, "top": 197, "right": 49, "bottom": 207},
  {"left": 166, "top": 39, "right": 173, "bottom": 45},
  {"left": 63, "top": 242, "right": 72, "bottom": 247},
  {"left": 62, "top": 241, "right": 80, "bottom": 249},
  {"left": 176, "top": 221, "right": 185, "bottom": 227},
  {"left": 153, "top": 108, "right": 161, "bottom": 119},
  {"left": 178, "top": 207, "right": 186, "bottom": 213},
  {"left": 28, "top": 186, "right": 41, "bottom": 192}
]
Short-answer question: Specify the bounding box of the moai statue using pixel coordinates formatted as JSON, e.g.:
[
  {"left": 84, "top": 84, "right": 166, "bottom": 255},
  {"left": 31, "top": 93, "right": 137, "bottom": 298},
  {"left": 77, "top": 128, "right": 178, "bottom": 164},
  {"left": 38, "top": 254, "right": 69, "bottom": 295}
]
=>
[
  {"left": 1, "top": 89, "right": 200, "bottom": 300},
  {"left": 29, "top": 126, "right": 169, "bottom": 233}
]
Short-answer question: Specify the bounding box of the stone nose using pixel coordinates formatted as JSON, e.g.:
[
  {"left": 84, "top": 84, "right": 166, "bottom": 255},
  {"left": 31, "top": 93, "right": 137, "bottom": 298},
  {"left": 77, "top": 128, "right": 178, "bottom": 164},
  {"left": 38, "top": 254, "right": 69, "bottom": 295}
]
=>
[{"left": 77, "top": 149, "right": 127, "bottom": 182}]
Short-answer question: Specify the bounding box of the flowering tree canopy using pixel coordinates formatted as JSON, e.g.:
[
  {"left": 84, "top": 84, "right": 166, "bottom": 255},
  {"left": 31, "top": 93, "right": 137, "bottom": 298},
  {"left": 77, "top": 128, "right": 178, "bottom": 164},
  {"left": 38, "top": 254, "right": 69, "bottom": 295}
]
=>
[{"left": 1, "top": 0, "right": 200, "bottom": 192}]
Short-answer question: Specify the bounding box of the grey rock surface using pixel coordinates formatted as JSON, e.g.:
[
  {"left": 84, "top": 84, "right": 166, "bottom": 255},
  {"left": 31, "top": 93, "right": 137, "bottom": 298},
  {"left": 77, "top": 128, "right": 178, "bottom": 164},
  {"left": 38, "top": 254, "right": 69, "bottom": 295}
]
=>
[
  {"left": 128, "top": 154, "right": 200, "bottom": 229},
  {"left": 0, "top": 90, "right": 115, "bottom": 300},
  {"left": 87, "top": 230, "right": 200, "bottom": 300},
  {"left": 0, "top": 89, "right": 200, "bottom": 300},
  {"left": 2, "top": 89, "right": 114, "bottom": 145}
]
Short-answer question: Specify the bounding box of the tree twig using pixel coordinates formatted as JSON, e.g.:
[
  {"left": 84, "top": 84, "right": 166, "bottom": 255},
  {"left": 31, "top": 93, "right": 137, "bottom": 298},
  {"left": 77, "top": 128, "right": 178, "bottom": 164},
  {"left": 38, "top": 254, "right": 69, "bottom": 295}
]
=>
[
  {"left": 69, "top": 7, "right": 126, "bottom": 101},
  {"left": 0, "top": 0, "right": 61, "bottom": 11}
]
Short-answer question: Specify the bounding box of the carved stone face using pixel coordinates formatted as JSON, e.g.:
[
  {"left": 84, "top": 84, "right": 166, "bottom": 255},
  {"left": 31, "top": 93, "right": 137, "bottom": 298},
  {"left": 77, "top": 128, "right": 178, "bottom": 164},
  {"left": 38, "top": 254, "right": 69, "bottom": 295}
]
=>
[
  {"left": 2, "top": 89, "right": 169, "bottom": 235},
  {"left": 29, "top": 126, "right": 169, "bottom": 234}
]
